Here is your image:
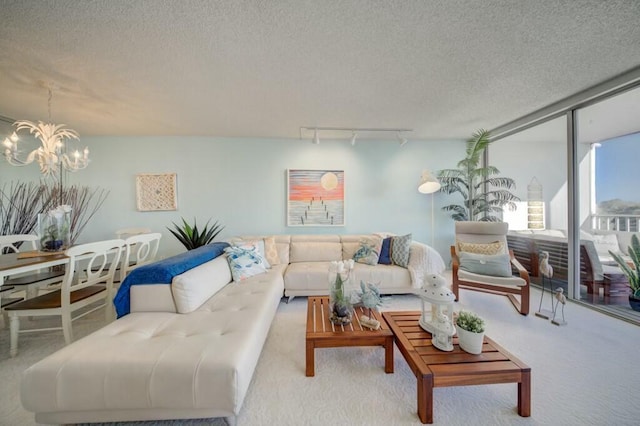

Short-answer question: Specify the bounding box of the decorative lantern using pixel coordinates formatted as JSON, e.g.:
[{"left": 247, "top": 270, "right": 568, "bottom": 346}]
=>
[{"left": 416, "top": 274, "right": 456, "bottom": 351}]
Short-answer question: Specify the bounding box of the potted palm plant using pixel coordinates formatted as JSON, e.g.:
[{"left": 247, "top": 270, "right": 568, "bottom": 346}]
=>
[
  {"left": 455, "top": 310, "right": 486, "bottom": 354},
  {"left": 438, "top": 129, "right": 520, "bottom": 221},
  {"left": 609, "top": 234, "right": 640, "bottom": 311}
]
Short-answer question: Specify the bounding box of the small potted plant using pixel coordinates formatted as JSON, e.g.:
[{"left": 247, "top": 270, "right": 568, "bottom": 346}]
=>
[
  {"left": 609, "top": 233, "right": 640, "bottom": 311},
  {"left": 455, "top": 310, "right": 486, "bottom": 354},
  {"left": 167, "top": 217, "right": 224, "bottom": 250}
]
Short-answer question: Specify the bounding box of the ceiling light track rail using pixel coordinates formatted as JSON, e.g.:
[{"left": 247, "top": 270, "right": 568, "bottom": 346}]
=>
[{"left": 299, "top": 126, "right": 413, "bottom": 146}]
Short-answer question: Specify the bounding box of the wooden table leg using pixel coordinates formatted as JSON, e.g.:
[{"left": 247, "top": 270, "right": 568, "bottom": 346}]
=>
[
  {"left": 384, "top": 336, "right": 394, "bottom": 374},
  {"left": 305, "top": 339, "right": 315, "bottom": 377},
  {"left": 518, "top": 370, "right": 531, "bottom": 417},
  {"left": 417, "top": 373, "right": 433, "bottom": 424}
]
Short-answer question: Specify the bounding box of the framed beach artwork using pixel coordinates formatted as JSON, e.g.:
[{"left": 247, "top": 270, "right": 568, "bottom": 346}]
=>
[
  {"left": 135, "top": 173, "right": 178, "bottom": 211},
  {"left": 287, "top": 169, "right": 345, "bottom": 226}
]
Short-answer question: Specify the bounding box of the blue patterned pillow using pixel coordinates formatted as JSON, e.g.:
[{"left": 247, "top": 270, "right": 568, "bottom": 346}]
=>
[
  {"left": 353, "top": 236, "right": 383, "bottom": 266},
  {"left": 224, "top": 246, "right": 267, "bottom": 282},
  {"left": 390, "top": 233, "right": 412, "bottom": 267}
]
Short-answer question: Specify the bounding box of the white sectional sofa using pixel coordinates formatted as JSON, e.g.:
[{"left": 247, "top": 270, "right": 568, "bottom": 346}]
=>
[
  {"left": 20, "top": 234, "right": 445, "bottom": 425},
  {"left": 235, "top": 234, "right": 445, "bottom": 300}
]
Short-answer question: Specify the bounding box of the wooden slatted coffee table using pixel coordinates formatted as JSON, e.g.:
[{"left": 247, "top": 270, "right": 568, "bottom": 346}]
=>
[
  {"left": 383, "top": 311, "right": 531, "bottom": 424},
  {"left": 306, "top": 296, "right": 394, "bottom": 377}
]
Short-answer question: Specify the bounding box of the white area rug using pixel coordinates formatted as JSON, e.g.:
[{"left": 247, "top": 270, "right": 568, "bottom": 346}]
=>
[{"left": 1, "top": 285, "right": 640, "bottom": 425}]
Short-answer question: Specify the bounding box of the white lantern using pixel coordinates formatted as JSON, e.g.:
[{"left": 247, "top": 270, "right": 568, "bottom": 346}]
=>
[{"left": 416, "top": 274, "right": 456, "bottom": 351}]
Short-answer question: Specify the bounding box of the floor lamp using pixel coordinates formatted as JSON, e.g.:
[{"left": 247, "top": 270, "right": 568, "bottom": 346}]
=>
[{"left": 418, "top": 170, "right": 441, "bottom": 247}]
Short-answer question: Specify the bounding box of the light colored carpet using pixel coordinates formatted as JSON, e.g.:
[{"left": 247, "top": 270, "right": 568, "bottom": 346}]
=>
[{"left": 2, "top": 284, "right": 640, "bottom": 426}]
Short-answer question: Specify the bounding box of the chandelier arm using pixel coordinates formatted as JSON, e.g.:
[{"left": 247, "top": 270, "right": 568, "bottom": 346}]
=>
[{"left": 5, "top": 119, "right": 87, "bottom": 178}]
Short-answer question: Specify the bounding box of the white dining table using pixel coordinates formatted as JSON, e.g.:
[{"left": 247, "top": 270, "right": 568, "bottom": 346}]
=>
[{"left": 0, "top": 251, "right": 69, "bottom": 329}]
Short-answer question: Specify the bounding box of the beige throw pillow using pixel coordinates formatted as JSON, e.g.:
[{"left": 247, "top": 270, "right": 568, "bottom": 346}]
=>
[
  {"left": 264, "top": 236, "right": 281, "bottom": 265},
  {"left": 457, "top": 240, "right": 504, "bottom": 255}
]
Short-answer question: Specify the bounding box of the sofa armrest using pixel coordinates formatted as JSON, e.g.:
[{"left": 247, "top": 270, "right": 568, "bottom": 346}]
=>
[{"left": 407, "top": 241, "right": 446, "bottom": 288}]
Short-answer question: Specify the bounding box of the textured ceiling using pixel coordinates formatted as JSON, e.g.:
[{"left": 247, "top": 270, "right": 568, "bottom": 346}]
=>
[{"left": 1, "top": 0, "right": 639, "bottom": 139}]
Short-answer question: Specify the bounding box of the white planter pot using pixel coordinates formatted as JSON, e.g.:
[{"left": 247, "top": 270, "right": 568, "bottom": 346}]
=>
[{"left": 456, "top": 327, "right": 485, "bottom": 354}]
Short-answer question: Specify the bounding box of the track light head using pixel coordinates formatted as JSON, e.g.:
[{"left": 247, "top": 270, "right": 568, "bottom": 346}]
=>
[
  {"left": 350, "top": 131, "right": 357, "bottom": 146},
  {"left": 398, "top": 132, "right": 408, "bottom": 146}
]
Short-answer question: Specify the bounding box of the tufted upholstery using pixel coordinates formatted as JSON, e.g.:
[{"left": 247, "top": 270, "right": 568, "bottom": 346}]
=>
[{"left": 21, "top": 259, "right": 284, "bottom": 424}]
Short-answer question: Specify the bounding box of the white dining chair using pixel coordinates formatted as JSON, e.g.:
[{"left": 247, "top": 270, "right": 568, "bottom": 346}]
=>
[
  {"left": 119, "top": 232, "right": 162, "bottom": 282},
  {"left": 115, "top": 227, "right": 152, "bottom": 240},
  {"left": 5, "top": 239, "right": 125, "bottom": 357}
]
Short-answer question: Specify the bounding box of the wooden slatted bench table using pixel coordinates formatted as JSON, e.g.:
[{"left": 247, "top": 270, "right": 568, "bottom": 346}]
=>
[
  {"left": 383, "top": 311, "right": 531, "bottom": 424},
  {"left": 305, "top": 296, "right": 394, "bottom": 377}
]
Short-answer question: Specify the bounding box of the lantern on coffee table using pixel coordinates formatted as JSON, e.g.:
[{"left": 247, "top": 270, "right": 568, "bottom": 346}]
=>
[{"left": 416, "top": 274, "right": 456, "bottom": 351}]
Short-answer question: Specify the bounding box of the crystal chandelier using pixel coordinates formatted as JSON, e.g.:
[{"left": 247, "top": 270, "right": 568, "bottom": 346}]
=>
[{"left": 2, "top": 88, "right": 89, "bottom": 177}]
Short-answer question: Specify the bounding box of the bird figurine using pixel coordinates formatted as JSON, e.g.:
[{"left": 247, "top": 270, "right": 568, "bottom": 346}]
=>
[
  {"left": 539, "top": 250, "right": 554, "bottom": 278},
  {"left": 357, "top": 281, "right": 384, "bottom": 330},
  {"left": 535, "top": 251, "right": 555, "bottom": 320},
  {"left": 551, "top": 287, "right": 567, "bottom": 326}
]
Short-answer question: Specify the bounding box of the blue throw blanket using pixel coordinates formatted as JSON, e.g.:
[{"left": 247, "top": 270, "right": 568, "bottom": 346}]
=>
[{"left": 114, "top": 242, "right": 229, "bottom": 317}]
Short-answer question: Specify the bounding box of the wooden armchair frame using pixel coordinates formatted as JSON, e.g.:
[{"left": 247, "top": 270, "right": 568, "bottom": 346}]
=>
[{"left": 451, "top": 246, "right": 530, "bottom": 315}]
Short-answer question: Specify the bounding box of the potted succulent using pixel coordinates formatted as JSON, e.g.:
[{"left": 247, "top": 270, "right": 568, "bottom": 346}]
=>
[
  {"left": 455, "top": 310, "right": 486, "bottom": 354},
  {"left": 609, "top": 234, "right": 640, "bottom": 311},
  {"left": 167, "top": 217, "right": 224, "bottom": 250}
]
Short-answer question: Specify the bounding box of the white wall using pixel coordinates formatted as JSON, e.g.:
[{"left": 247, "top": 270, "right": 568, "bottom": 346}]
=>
[{"left": 1, "top": 136, "right": 464, "bottom": 260}]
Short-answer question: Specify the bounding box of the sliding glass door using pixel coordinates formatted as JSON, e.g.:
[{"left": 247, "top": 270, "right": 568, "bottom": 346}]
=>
[
  {"left": 492, "top": 117, "right": 570, "bottom": 300},
  {"left": 576, "top": 87, "right": 640, "bottom": 318}
]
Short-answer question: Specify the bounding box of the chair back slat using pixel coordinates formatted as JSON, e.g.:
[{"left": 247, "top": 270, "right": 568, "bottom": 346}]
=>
[
  {"left": 115, "top": 227, "right": 152, "bottom": 240},
  {"left": 61, "top": 239, "right": 125, "bottom": 305},
  {"left": 0, "top": 234, "right": 38, "bottom": 254},
  {"left": 121, "top": 233, "right": 161, "bottom": 280}
]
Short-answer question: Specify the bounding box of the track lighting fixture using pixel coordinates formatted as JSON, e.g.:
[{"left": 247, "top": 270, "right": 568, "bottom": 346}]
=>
[{"left": 300, "top": 126, "right": 413, "bottom": 145}]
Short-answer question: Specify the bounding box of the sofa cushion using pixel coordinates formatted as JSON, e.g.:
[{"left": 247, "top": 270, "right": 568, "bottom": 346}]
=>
[
  {"left": 353, "top": 236, "right": 383, "bottom": 265},
  {"left": 458, "top": 252, "right": 512, "bottom": 277},
  {"left": 284, "top": 261, "right": 332, "bottom": 292},
  {"left": 351, "top": 263, "right": 411, "bottom": 291},
  {"left": 224, "top": 246, "right": 268, "bottom": 282},
  {"left": 390, "top": 233, "right": 412, "bottom": 267},
  {"left": 378, "top": 237, "right": 392, "bottom": 265},
  {"left": 171, "top": 256, "right": 232, "bottom": 313},
  {"left": 290, "top": 235, "right": 342, "bottom": 263}
]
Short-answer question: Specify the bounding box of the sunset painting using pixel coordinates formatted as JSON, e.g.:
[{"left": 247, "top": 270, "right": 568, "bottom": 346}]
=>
[{"left": 287, "top": 169, "right": 345, "bottom": 226}]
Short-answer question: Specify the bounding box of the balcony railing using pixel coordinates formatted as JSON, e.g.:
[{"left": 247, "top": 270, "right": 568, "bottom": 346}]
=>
[{"left": 591, "top": 214, "right": 640, "bottom": 232}]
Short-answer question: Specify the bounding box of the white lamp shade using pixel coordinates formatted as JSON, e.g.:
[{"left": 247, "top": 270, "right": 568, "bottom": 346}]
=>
[{"left": 418, "top": 170, "right": 441, "bottom": 194}]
